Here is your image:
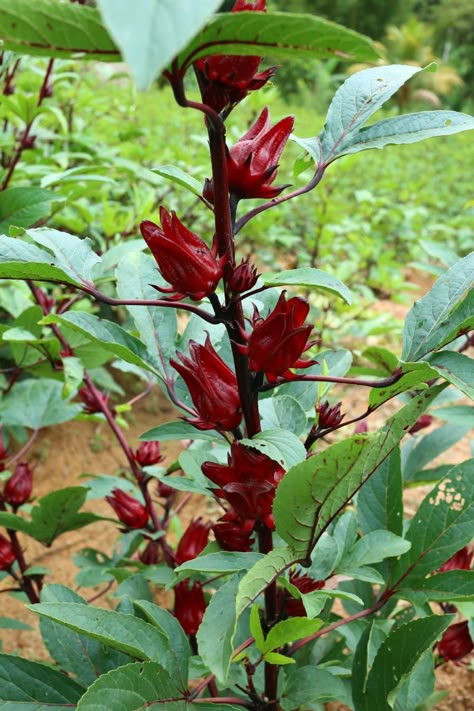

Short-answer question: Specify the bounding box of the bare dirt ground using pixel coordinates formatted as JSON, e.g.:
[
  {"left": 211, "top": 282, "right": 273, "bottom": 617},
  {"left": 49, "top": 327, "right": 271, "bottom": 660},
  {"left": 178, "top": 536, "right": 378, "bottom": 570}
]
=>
[{"left": 1, "top": 273, "right": 473, "bottom": 709}]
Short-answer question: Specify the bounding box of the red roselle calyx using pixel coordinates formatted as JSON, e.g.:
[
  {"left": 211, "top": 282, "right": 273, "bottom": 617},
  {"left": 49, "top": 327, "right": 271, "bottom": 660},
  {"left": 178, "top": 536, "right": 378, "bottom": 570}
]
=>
[
  {"left": 212, "top": 511, "right": 255, "bottom": 552},
  {"left": 134, "top": 441, "right": 164, "bottom": 467},
  {"left": 195, "top": 0, "right": 276, "bottom": 116},
  {"left": 437, "top": 621, "right": 474, "bottom": 662},
  {"left": 439, "top": 546, "right": 473, "bottom": 573},
  {"left": 140, "top": 207, "right": 226, "bottom": 301},
  {"left": 3, "top": 461, "right": 33, "bottom": 508},
  {"left": 78, "top": 386, "right": 115, "bottom": 416},
  {"left": 202, "top": 441, "right": 285, "bottom": 527},
  {"left": 105, "top": 488, "right": 149, "bottom": 529},
  {"left": 174, "top": 579, "right": 206, "bottom": 636},
  {"left": 236, "top": 291, "right": 316, "bottom": 382},
  {"left": 0, "top": 534, "right": 16, "bottom": 570},
  {"left": 409, "top": 414, "right": 433, "bottom": 434},
  {"left": 171, "top": 336, "right": 242, "bottom": 431},
  {"left": 175, "top": 518, "right": 211, "bottom": 565},
  {"left": 227, "top": 258, "right": 259, "bottom": 294},
  {"left": 316, "top": 400, "right": 345, "bottom": 430}
]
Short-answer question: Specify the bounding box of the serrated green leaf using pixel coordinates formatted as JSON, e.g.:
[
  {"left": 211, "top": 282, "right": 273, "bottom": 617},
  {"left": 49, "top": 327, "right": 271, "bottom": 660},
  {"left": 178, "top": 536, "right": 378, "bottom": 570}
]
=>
[
  {"left": 357, "top": 448, "right": 403, "bottom": 536},
  {"left": 261, "top": 268, "right": 352, "bottom": 304},
  {"left": 152, "top": 164, "right": 203, "bottom": 196},
  {"left": 403, "top": 423, "right": 473, "bottom": 481},
  {"left": 402, "top": 255, "right": 474, "bottom": 361},
  {"left": 0, "top": 187, "right": 64, "bottom": 232},
  {"left": 175, "top": 552, "right": 263, "bottom": 576},
  {"left": 26, "top": 228, "right": 101, "bottom": 285},
  {"left": 0, "top": 235, "right": 84, "bottom": 287},
  {"left": 240, "top": 429, "right": 306, "bottom": 470},
  {"left": 426, "top": 350, "right": 474, "bottom": 399},
  {"left": 394, "top": 650, "right": 436, "bottom": 711},
  {"left": 274, "top": 387, "right": 442, "bottom": 559},
  {"left": 281, "top": 667, "right": 347, "bottom": 710},
  {"left": 341, "top": 531, "right": 410, "bottom": 569},
  {"left": 0, "top": 379, "right": 81, "bottom": 429},
  {"left": 76, "top": 661, "right": 183, "bottom": 710},
  {"left": 391, "top": 459, "right": 474, "bottom": 586},
  {"left": 259, "top": 395, "right": 308, "bottom": 436},
  {"left": 140, "top": 419, "right": 221, "bottom": 442},
  {"left": 236, "top": 547, "right": 297, "bottom": 617},
  {"left": 196, "top": 573, "right": 242, "bottom": 686},
  {"left": 262, "top": 617, "right": 322, "bottom": 654},
  {"left": 397, "top": 570, "right": 474, "bottom": 605},
  {"left": 0, "top": 654, "right": 84, "bottom": 706}
]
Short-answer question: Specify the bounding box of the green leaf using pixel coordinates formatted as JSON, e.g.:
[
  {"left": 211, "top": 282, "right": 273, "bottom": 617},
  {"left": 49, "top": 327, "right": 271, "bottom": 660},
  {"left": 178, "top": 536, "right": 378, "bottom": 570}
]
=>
[
  {"left": 39, "top": 584, "right": 131, "bottom": 687},
  {"left": 116, "top": 251, "right": 177, "bottom": 368},
  {"left": 261, "top": 268, "right": 352, "bottom": 304},
  {"left": 368, "top": 361, "right": 436, "bottom": 409},
  {"left": 341, "top": 531, "right": 410, "bottom": 569},
  {"left": 249, "top": 605, "right": 265, "bottom": 651},
  {"left": 178, "top": 11, "right": 378, "bottom": 72},
  {"left": 281, "top": 667, "right": 347, "bottom": 710},
  {"left": 263, "top": 651, "right": 295, "bottom": 665},
  {"left": 0, "top": 654, "right": 84, "bottom": 705},
  {"left": 403, "top": 423, "right": 473, "bottom": 481},
  {"left": 262, "top": 617, "right": 322, "bottom": 654},
  {"left": 236, "top": 547, "right": 297, "bottom": 617},
  {"left": 140, "top": 420, "right": 221, "bottom": 442},
  {"left": 42, "top": 312, "right": 161, "bottom": 377},
  {"left": 175, "top": 552, "right": 263, "bottom": 576},
  {"left": 394, "top": 651, "right": 436, "bottom": 711},
  {"left": 353, "top": 616, "right": 452, "bottom": 711},
  {"left": 152, "top": 165, "right": 203, "bottom": 197},
  {"left": 357, "top": 448, "right": 403, "bottom": 536},
  {"left": 239, "top": 429, "right": 306, "bottom": 470},
  {"left": 133, "top": 601, "right": 190, "bottom": 687},
  {"left": 62, "top": 356, "right": 84, "bottom": 399},
  {"left": 31, "top": 603, "right": 176, "bottom": 673},
  {"left": 427, "top": 351, "right": 474, "bottom": 399},
  {"left": 397, "top": 570, "right": 474, "bottom": 605},
  {"left": 0, "top": 617, "right": 32, "bottom": 630},
  {"left": 391, "top": 459, "right": 474, "bottom": 586},
  {"left": 274, "top": 387, "right": 442, "bottom": 559},
  {"left": 26, "top": 228, "right": 101, "bottom": 285},
  {"left": 0, "top": 187, "right": 64, "bottom": 232},
  {"left": 196, "top": 573, "right": 242, "bottom": 686},
  {"left": 402, "top": 254, "right": 474, "bottom": 361},
  {"left": 97, "top": 0, "right": 222, "bottom": 89},
  {"left": 0, "top": 378, "right": 81, "bottom": 429},
  {"left": 0, "top": 0, "right": 118, "bottom": 61},
  {"left": 330, "top": 110, "right": 474, "bottom": 159},
  {"left": 0, "top": 235, "right": 85, "bottom": 287},
  {"left": 76, "top": 661, "right": 183, "bottom": 710},
  {"left": 259, "top": 395, "right": 308, "bottom": 436}
]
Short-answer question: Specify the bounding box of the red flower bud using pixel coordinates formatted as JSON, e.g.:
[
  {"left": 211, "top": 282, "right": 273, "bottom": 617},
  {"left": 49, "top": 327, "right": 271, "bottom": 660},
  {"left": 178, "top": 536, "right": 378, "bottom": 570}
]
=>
[
  {"left": 212, "top": 511, "right": 255, "bottom": 552},
  {"left": 437, "top": 621, "right": 474, "bottom": 662},
  {"left": 0, "top": 534, "right": 16, "bottom": 570},
  {"left": 105, "top": 488, "right": 149, "bottom": 529},
  {"left": 316, "top": 400, "right": 345, "bottom": 430},
  {"left": 140, "top": 208, "right": 226, "bottom": 301},
  {"left": 139, "top": 539, "right": 160, "bottom": 566},
  {"left": 157, "top": 479, "right": 175, "bottom": 498},
  {"left": 174, "top": 579, "right": 206, "bottom": 636},
  {"left": 175, "top": 518, "right": 211, "bottom": 565},
  {"left": 227, "top": 258, "right": 259, "bottom": 294},
  {"left": 3, "top": 462, "right": 33, "bottom": 508},
  {"left": 171, "top": 336, "right": 242, "bottom": 431},
  {"left": 409, "top": 414, "right": 433, "bottom": 434},
  {"left": 134, "top": 441, "right": 164, "bottom": 467},
  {"left": 78, "top": 386, "right": 114, "bottom": 415},
  {"left": 236, "top": 291, "right": 315, "bottom": 382},
  {"left": 202, "top": 441, "right": 284, "bottom": 523},
  {"left": 0, "top": 426, "right": 8, "bottom": 471},
  {"left": 439, "top": 547, "right": 473, "bottom": 573}
]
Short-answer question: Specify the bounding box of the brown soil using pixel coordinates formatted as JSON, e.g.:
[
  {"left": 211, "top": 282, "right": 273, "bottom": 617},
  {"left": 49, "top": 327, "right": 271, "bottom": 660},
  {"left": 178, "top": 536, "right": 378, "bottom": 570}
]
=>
[{"left": 1, "top": 273, "right": 472, "bottom": 709}]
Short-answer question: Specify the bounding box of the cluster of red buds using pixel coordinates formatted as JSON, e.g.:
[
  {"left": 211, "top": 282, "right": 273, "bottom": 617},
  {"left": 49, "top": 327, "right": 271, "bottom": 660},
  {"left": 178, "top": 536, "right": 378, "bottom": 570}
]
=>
[
  {"left": 173, "top": 519, "right": 211, "bottom": 635},
  {"left": 134, "top": 441, "right": 164, "bottom": 468},
  {"left": 78, "top": 386, "right": 115, "bottom": 416},
  {"left": 105, "top": 488, "right": 149, "bottom": 530}
]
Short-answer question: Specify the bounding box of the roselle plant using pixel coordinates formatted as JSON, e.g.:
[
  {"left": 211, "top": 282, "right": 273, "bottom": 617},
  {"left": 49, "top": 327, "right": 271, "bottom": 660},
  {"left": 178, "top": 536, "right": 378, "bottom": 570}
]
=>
[{"left": 0, "top": 1, "right": 473, "bottom": 710}]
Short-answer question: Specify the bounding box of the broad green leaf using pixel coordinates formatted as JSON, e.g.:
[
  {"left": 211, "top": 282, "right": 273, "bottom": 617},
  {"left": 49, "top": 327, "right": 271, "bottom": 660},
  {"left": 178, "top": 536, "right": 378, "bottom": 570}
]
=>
[
  {"left": 236, "top": 547, "right": 297, "bottom": 617},
  {"left": 196, "top": 573, "right": 242, "bottom": 686},
  {"left": 281, "top": 667, "right": 348, "bottom": 710},
  {"left": 97, "top": 0, "right": 222, "bottom": 89},
  {"left": 0, "top": 654, "right": 84, "bottom": 706},
  {"left": 0, "top": 379, "right": 81, "bottom": 429},
  {"left": 362, "top": 346, "right": 399, "bottom": 375},
  {"left": 152, "top": 165, "right": 203, "bottom": 197},
  {"left": 62, "top": 356, "right": 84, "bottom": 398},
  {"left": 39, "top": 584, "right": 131, "bottom": 687},
  {"left": 0, "top": 487, "right": 102, "bottom": 546},
  {"left": 263, "top": 651, "right": 295, "bottom": 665},
  {"left": 434, "top": 405, "right": 474, "bottom": 427},
  {"left": 262, "top": 267, "right": 352, "bottom": 304},
  {"left": 331, "top": 110, "right": 474, "bottom": 159},
  {"left": 353, "top": 616, "right": 452, "bottom": 711},
  {"left": 262, "top": 617, "right": 322, "bottom": 654},
  {"left": 394, "top": 651, "right": 436, "bottom": 711},
  {"left": 31, "top": 603, "right": 175, "bottom": 672},
  {"left": 402, "top": 423, "right": 473, "bottom": 481},
  {"left": 0, "top": 0, "right": 118, "bottom": 61},
  {"left": 341, "top": 531, "right": 410, "bottom": 569},
  {"left": 116, "top": 251, "right": 177, "bottom": 367},
  {"left": 76, "top": 661, "right": 183, "bottom": 710},
  {"left": 0, "top": 187, "right": 64, "bottom": 232},
  {"left": 175, "top": 552, "right": 263, "bottom": 576},
  {"left": 357, "top": 448, "right": 403, "bottom": 536},
  {"left": 249, "top": 604, "right": 265, "bottom": 651},
  {"left": 26, "top": 228, "right": 101, "bottom": 285},
  {"left": 259, "top": 395, "right": 308, "bottom": 436},
  {"left": 274, "top": 387, "right": 442, "bottom": 559},
  {"left": 427, "top": 350, "right": 474, "bottom": 399},
  {"left": 0, "top": 235, "right": 84, "bottom": 287},
  {"left": 140, "top": 419, "right": 221, "bottom": 442},
  {"left": 368, "top": 361, "right": 436, "bottom": 409},
  {"left": 397, "top": 570, "right": 474, "bottom": 605},
  {"left": 133, "top": 601, "right": 190, "bottom": 687},
  {"left": 391, "top": 459, "right": 474, "bottom": 586},
  {"left": 0, "top": 617, "right": 31, "bottom": 630},
  {"left": 42, "top": 312, "right": 161, "bottom": 376},
  {"left": 402, "top": 254, "right": 474, "bottom": 361},
  {"left": 178, "top": 11, "right": 378, "bottom": 72},
  {"left": 240, "top": 428, "right": 306, "bottom": 470}
]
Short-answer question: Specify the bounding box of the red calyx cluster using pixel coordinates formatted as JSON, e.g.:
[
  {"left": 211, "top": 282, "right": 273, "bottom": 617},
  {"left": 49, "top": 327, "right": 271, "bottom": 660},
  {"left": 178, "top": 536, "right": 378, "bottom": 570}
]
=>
[
  {"left": 134, "top": 441, "right": 164, "bottom": 468},
  {"left": 202, "top": 441, "right": 284, "bottom": 528},
  {"left": 140, "top": 207, "right": 226, "bottom": 301},
  {"left": 212, "top": 511, "right": 255, "bottom": 552},
  {"left": 105, "top": 488, "right": 149, "bottom": 530},
  {"left": 78, "top": 386, "right": 114, "bottom": 416},
  {"left": 237, "top": 291, "right": 315, "bottom": 382},
  {"left": 173, "top": 519, "right": 210, "bottom": 636},
  {"left": 3, "top": 462, "right": 33, "bottom": 509},
  {"left": 195, "top": 0, "right": 276, "bottom": 116},
  {"left": 171, "top": 336, "right": 242, "bottom": 431}
]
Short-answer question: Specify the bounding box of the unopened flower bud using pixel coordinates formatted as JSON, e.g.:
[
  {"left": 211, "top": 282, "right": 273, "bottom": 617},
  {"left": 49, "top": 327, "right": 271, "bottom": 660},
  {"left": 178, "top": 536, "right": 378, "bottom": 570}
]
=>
[
  {"left": 157, "top": 479, "right": 174, "bottom": 498},
  {"left": 439, "top": 546, "right": 473, "bottom": 573},
  {"left": 227, "top": 258, "right": 259, "bottom": 294},
  {"left": 79, "top": 386, "right": 115, "bottom": 416},
  {"left": 174, "top": 579, "right": 206, "bottom": 636},
  {"left": 437, "top": 621, "right": 474, "bottom": 662},
  {"left": 409, "top": 414, "right": 433, "bottom": 434},
  {"left": 134, "top": 441, "right": 164, "bottom": 467},
  {"left": 139, "top": 539, "right": 160, "bottom": 565},
  {"left": 0, "top": 534, "right": 16, "bottom": 570},
  {"left": 317, "top": 400, "right": 344, "bottom": 430},
  {"left": 175, "top": 518, "right": 211, "bottom": 565},
  {"left": 105, "top": 488, "right": 149, "bottom": 529},
  {"left": 3, "top": 461, "right": 33, "bottom": 508}
]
